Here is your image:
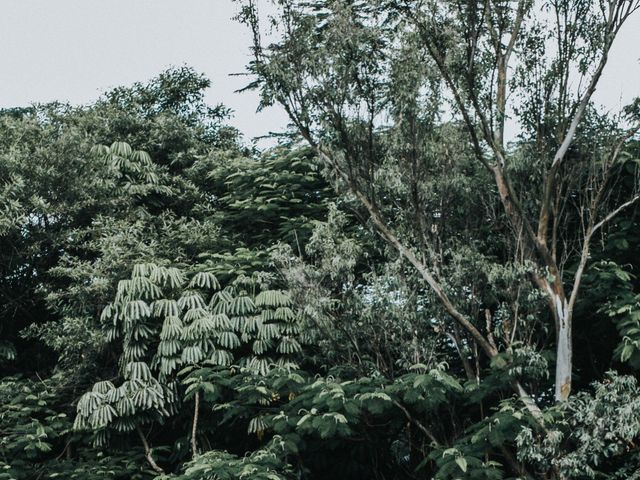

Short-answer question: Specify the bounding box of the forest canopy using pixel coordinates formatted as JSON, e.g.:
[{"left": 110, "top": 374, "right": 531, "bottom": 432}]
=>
[{"left": 2, "top": 1, "right": 640, "bottom": 479}]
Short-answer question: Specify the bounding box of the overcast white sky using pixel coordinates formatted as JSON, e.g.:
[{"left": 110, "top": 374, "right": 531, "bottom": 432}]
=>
[{"left": 0, "top": 1, "right": 639, "bottom": 145}]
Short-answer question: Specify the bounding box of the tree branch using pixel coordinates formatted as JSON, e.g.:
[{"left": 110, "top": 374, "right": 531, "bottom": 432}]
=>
[
  {"left": 592, "top": 195, "right": 640, "bottom": 235},
  {"left": 393, "top": 400, "right": 440, "bottom": 446},
  {"left": 135, "top": 425, "right": 164, "bottom": 474},
  {"left": 537, "top": 2, "right": 632, "bottom": 246}
]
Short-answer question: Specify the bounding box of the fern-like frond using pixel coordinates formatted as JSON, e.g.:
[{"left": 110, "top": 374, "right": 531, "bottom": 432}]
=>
[
  {"left": 153, "top": 299, "right": 180, "bottom": 317},
  {"left": 210, "top": 349, "right": 233, "bottom": 366},
  {"left": 129, "top": 276, "right": 162, "bottom": 299},
  {"left": 183, "top": 307, "right": 209, "bottom": 323},
  {"left": 158, "top": 339, "right": 182, "bottom": 356},
  {"left": 89, "top": 404, "right": 117, "bottom": 429},
  {"left": 189, "top": 271, "right": 220, "bottom": 290},
  {"left": 253, "top": 339, "right": 271, "bottom": 355},
  {"left": 181, "top": 345, "right": 205, "bottom": 364},
  {"left": 218, "top": 331, "right": 241, "bottom": 349},
  {"left": 124, "top": 300, "right": 151, "bottom": 321},
  {"left": 77, "top": 391, "right": 104, "bottom": 417},
  {"left": 273, "top": 306, "right": 295, "bottom": 321},
  {"left": 255, "top": 290, "right": 292, "bottom": 307},
  {"left": 212, "top": 313, "right": 231, "bottom": 330},
  {"left": 257, "top": 323, "right": 280, "bottom": 341},
  {"left": 277, "top": 336, "right": 301, "bottom": 354},
  {"left": 177, "top": 291, "right": 206, "bottom": 310},
  {"left": 124, "top": 361, "right": 154, "bottom": 382},
  {"left": 160, "top": 316, "right": 183, "bottom": 340},
  {"left": 230, "top": 295, "right": 256, "bottom": 315},
  {"left": 246, "top": 357, "right": 272, "bottom": 376},
  {"left": 92, "top": 381, "right": 115, "bottom": 394},
  {"left": 110, "top": 141, "right": 133, "bottom": 157}
]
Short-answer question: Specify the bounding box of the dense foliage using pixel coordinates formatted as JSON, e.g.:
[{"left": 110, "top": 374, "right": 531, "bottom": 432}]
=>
[{"left": 2, "top": 2, "right": 640, "bottom": 479}]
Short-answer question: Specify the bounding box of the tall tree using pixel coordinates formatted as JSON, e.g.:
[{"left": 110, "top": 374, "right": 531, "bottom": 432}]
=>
[{"left": 240, "top": 0, "right": 640, "bottom": 405}]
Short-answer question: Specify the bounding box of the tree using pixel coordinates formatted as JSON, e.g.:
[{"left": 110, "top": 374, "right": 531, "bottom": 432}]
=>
[
  {"left": 4, "top": 15, "right": 640, "bottom": 477},
  {"left": 0, "top": 67, "right": 343, "bottom": 478},
  {"left": 74, "top": 262, "right": 305, "bottom": 472},
  {"left": 0, "top": 69, "right": 314, "bottom": 477},
  {"left": 0, "top": 68, "right": 234, "bottom": 378},
  {"left": 239, "top": 0, "right": 640, "bottom": 408}
]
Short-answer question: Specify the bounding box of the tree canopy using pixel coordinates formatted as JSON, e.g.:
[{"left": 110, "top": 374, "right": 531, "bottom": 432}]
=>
[{"left": 2, "top": 2, "right": 640, "bottom": 479}]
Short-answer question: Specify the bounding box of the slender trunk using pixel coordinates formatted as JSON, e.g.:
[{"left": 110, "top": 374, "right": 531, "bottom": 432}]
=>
[
  {"left": 553, "top": 294, "right": 572, "bottom": 401},
  {"left": 135, "top": 425, "right": 164, "bottom": 474},
  {"left": 191, "top": 391, "right": 200, "bottom": 458},
  {"left": 493, "top": 161, "right": 574, "bottom": 402}
]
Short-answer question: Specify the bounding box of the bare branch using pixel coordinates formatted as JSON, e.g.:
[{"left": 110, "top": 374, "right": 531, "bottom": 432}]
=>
[
  {"left": 393, "top": 400, "right": 441, "bottom": 445},
  {"left": 592, "top": 194, "right": 640, "bottom": 234}
]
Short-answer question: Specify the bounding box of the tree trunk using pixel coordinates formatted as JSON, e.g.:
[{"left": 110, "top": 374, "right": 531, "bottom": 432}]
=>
[
  {"left": 191, "top": 391, "right": 200, "bottom": 458},
  {"left": 553, "top": 294, "right": 572, "bottom": 401},
  {"left": 135, "top": 425, "right": 164, "bottom": 474}
]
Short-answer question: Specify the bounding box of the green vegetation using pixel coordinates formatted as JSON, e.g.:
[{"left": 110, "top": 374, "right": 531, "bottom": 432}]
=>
[{"left": 2, "top": 1, "right": 640, "bottom": 479}]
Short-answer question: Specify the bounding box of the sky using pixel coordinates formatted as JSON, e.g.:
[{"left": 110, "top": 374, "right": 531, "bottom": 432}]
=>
[
  {"left": 0, "top": 1, "right": 639, "bottom": 145},
  {"left": 0, "top": 1, "right": 288, "bottom": 145}
]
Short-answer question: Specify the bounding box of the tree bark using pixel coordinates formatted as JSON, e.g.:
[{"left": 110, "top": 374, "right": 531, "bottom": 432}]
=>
[{"left": 551, "top": 293, "right": 572, "bottom": 401}]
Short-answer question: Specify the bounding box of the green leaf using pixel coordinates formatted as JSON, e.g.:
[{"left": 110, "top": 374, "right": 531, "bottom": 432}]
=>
[{"left": 455, "top": 456, "right": 468, "bottom": 473}]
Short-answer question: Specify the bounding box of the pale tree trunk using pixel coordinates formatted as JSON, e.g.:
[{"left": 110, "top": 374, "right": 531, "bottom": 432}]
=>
[{"left": 553, "top": 294, "right": 572, "bottom": 401}]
